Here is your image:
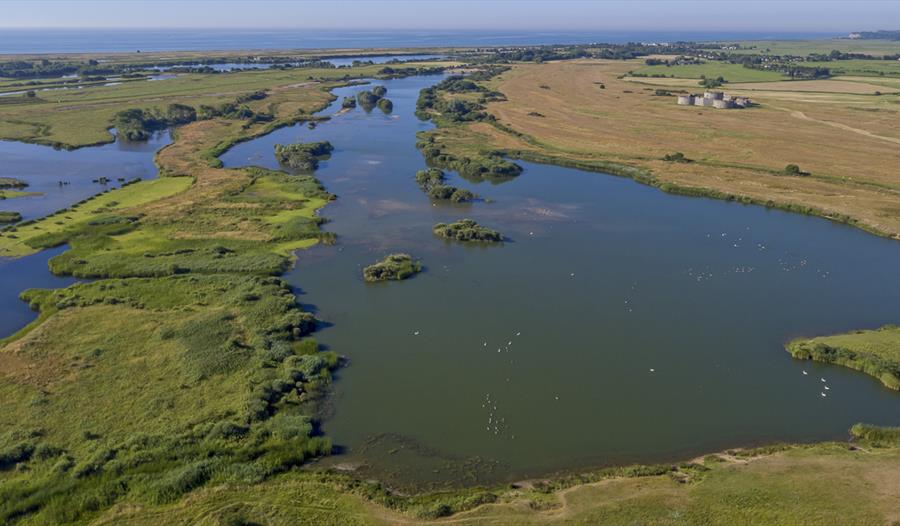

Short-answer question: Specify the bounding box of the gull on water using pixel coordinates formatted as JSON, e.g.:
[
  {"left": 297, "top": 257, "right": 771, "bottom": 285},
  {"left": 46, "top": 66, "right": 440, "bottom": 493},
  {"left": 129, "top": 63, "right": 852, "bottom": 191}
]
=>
[
  {"left": 802, "top": 371, "right": 808, "bottom": 375},
  {"left": 821, "top": 392, "right": 827, "bottom": 397}
]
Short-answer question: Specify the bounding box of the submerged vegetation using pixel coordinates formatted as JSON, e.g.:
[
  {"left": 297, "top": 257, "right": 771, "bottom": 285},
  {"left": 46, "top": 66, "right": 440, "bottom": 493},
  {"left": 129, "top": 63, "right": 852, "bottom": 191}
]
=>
[
  {"left": 273, "top": 141, "right": 334, "bottom": 171},
  {"left": 433, "top": 219, "right": 503, "bottom": 242},
  {"left": 363, "top": 253, "right": 422, "bottom": 282},
  {"left": 786, "top": 325, "right": 900, "bottom": 390}
]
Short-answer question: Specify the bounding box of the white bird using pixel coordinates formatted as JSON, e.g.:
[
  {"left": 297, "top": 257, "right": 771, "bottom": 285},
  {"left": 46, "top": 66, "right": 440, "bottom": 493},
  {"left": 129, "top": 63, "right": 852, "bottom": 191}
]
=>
[
  {"left": 802, "top": 371, "right": 808, "bottom": 375},
  {"left": 529, "top": 232, "right": 534, "bottom": 236},
  {"left": 824, "top": 386, "right": 830, "bottom": 390},
  {"left": 821, "top": 378, "right": 826, "bottom": 383},
  {"left": 570, "top": 273, "right": 575, "bottom": 277},
  {"left": 821, "top": 392, "right": 827, "bottom": 397},
  {"left": 649, "top": 368, "right": 655, "bottom": 372},
  {"left": 413, "top": 331, "right": 420, "bottom": 336},
  {"left": 516, "top": 332, "right": 521, "bottom": 336},
  {"left": 554, "top": 396, "right": 559, "bottom": 400}
]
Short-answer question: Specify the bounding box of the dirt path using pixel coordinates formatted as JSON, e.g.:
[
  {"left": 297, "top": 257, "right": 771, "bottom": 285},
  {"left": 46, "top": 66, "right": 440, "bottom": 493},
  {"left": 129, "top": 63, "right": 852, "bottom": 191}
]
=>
[{"left": 777, "top": 106, "right": 900, "bottom": 146}]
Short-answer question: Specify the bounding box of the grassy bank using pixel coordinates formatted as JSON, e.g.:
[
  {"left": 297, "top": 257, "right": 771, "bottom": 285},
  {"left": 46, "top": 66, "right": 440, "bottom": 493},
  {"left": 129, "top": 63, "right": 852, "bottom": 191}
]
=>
[
  {"left": 786, "top": 325, "right": 900, "bottom": 390},
  {"left": 76, "top": 428, "right": 900, "bottom": 525}
]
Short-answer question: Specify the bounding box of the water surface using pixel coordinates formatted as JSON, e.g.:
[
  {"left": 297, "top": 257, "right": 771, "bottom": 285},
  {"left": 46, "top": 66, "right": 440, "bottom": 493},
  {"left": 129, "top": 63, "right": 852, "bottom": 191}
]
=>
[
  {"left": 0, "top": 131, "right": 170, "bottom": 221},
  {"left": 0, "top": 132, "right": 169, "bottom": 338},
  {"left": 223, "top": 75, "right": 900, "bottom": 487}
]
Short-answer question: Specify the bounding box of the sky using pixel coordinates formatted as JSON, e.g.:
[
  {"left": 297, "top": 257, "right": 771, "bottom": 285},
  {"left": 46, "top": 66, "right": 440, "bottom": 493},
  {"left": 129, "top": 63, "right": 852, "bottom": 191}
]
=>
[{"left": 1, "top": 0, "right": 898, "bottom": 32}]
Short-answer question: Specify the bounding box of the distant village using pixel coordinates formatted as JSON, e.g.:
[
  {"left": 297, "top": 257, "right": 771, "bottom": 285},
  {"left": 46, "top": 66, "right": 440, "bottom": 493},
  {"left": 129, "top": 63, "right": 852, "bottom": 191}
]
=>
[{"left": 676, "top": 91, "right": 752, "bottom": 109}]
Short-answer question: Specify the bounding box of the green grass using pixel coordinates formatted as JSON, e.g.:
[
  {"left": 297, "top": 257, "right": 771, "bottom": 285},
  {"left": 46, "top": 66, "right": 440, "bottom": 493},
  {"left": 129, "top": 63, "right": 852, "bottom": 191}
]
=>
[
  {"left": 0, "top": 62, "right": 451, "bottom": 148},
  {"left": 728, "top": 39, "right": 900, "bottom": 57},
  {"left": 786, "top": 325, "right": 900, "bottom": 390},
  {"left": 631, "top": 62, "right": 785, "bottom": 83},
  {"left": 0, "top": 274, "right": 337, "bottom": 524},
  {"left": 803, "top": 59, "right": 900, "bottom": 78},
  {"left": 0, "top": 176, "right": 193, "bottom": 257},
  {"left": 75, "top": 436, "right": 900, "bottom": 525}
]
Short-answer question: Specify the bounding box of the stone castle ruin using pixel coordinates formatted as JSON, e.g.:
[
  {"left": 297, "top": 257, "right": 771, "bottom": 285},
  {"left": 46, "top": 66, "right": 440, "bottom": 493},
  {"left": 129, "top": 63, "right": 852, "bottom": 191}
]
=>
[{"left": 676, "top": 91, "right": 752, "bottom": 109}]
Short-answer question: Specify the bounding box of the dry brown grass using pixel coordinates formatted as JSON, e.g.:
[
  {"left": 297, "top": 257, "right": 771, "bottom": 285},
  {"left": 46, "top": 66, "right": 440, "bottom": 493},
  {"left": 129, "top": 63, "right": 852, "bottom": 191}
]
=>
[
  {"left": 474, "top": 59, "right": 900, "bottom": 238},
  {"left": 728, "top": 79, "right": 900, "bottom": 94}
]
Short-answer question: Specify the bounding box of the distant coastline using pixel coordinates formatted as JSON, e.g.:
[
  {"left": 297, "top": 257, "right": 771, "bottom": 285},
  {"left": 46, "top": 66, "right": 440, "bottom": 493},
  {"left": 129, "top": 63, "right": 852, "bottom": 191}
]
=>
[{"left": 0, "top": 28, "right": 842, "bottom": 54}]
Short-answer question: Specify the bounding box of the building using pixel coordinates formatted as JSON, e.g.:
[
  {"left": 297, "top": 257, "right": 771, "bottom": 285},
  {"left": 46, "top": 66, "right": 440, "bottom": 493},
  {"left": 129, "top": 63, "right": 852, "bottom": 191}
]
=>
[
  {"left": 712, "top": 99, "right": 734, "bottom": 109},
  {"left": 677, "top": 90, "right": 751, "bottom": 110}
]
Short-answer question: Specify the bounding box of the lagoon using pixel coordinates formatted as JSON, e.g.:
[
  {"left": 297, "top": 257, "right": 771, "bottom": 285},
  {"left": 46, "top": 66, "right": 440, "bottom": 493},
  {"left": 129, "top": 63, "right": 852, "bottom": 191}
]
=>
[{"left": 221, "top": 75, "right": 900, "bottom": 488}]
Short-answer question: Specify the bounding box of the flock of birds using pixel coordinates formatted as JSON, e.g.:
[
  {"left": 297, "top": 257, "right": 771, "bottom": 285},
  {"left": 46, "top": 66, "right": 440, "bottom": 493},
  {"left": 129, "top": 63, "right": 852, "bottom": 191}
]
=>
[
  {"left": 802, "top": 369, "right": 833, "bottom": 398},
  {"left": 688, "top": 228, "right": 831, "bottom": 283}
]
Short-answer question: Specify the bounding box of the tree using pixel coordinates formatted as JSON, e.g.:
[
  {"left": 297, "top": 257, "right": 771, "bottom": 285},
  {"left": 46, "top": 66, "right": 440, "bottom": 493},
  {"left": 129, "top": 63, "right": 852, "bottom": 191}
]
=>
[{"left": 784, "top": 164, "right": 805, "bottom": 176}]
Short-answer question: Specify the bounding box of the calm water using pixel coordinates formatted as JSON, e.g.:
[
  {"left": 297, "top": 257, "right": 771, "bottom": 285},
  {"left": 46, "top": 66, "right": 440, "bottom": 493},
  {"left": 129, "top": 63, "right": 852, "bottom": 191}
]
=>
[
  {"left": 147, "top": 55, "right": 444, "bottom": 72},
  {"left": 222, "top": 75, "right": 900, "bottom": 488},
  {"left": 0, "top": 29, "right": 840, "bottom": 54},
  {"left": 0, "top": 133, "right": 168, "bottom": 338},
  {"left": 0, "top": 131, "right": 171, "bottom": 222},
  {"left": 0, "top": 245, "right": 76, "bottom": 338}
]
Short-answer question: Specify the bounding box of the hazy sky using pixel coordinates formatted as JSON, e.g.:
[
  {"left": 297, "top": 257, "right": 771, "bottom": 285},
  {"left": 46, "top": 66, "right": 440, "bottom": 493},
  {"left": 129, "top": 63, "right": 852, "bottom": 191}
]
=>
[{"left": 1, "top": 0, "right": 898, "bottom": 31}]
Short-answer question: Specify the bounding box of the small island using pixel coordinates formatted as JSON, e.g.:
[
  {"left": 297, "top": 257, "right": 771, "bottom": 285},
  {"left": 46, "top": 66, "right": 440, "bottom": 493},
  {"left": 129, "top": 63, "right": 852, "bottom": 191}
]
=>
[
  {"left": 363, "top": 253, "right": 422, "bottom": 282},
  {"left": 415, "top": 168, "right": 476, "bottom": 203},
  {"left": 433, "top": 219, "right": 503, "bottom": 242},
  {"left": 0, "top": 178, "right": 34, "bottom": 200},
  {"left": 0, "top": 177, "right": 28, "bottom": 189},
  {"left": 377, "top": 97, "right": 393, "bottom": 114},
  {"left": 274, "top": 141, "right": 334, "bottom": 171},
  {"left": 356, "top": 85, "right": 389, "bottom": 112},
  {"left": 0, "top": 211, "right": 22, "bottom": 223}
]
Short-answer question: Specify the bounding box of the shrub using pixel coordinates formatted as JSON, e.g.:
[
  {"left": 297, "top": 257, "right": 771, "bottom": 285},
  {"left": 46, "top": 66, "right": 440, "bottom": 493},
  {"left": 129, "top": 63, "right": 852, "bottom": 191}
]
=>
[
  {"left": 363, "top": 253, "right": 422, "bottom": 282},
  {"left": 433, "top": 219, "right": 503, "bottom": 242}
]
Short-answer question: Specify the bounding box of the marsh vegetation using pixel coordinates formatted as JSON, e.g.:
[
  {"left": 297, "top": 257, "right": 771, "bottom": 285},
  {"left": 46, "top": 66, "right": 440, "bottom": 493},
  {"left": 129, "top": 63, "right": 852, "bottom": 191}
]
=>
[
  {"left": 274, "top": 141, "right": 334, "bottom": 171},
  {"left": 362, "top": 253, "right": 422, "bottom": 282},
  {"left": 433, "top": 219, "right": 503, "bottom": 242}
]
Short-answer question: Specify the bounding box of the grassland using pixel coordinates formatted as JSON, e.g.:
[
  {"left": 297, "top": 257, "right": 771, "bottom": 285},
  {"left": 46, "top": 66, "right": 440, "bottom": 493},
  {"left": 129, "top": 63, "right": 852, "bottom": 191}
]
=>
[
  {"left": 803, "top": 59, "right": 900, "bottom": 78},
  {"left": 787, "top": 325, "right": 900, "bottom": 390},
  {"left": 725, "top": 39, "right": 900, "bottom": 56},
  {"left": 0, "top": 61, "right": 455, "bottom": 148},
  {"left": 631, "top": 62, "right": 785, "bottom": 82},
  {"left": 74, "top": 435, "right": 900, "bottom": 525},
  {"left": 0, "top": 67, "right": 366, "bottom": 524},
  {"left": 417, "top": 58, "right": 900, "bottom": 239}
]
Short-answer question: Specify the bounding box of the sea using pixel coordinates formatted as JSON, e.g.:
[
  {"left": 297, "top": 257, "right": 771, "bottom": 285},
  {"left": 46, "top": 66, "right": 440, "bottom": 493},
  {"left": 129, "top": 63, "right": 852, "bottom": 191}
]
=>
[{"left": 0, "top": 29, "right": 841, "bottom": 54}]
